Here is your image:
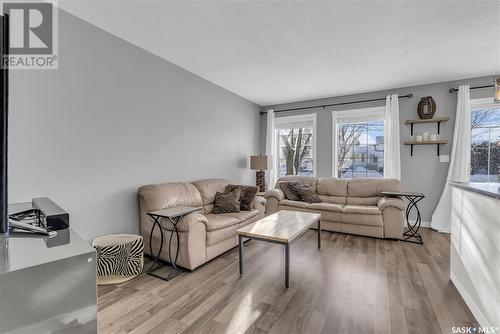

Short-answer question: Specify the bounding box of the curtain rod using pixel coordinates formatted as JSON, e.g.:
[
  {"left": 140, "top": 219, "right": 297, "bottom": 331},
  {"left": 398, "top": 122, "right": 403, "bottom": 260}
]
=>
[
  {"left": 449, "top": 84, "right": 494, "bottom": 93},
  {"left": 259, "top": 93, "right": 413, "bottom": 115}
]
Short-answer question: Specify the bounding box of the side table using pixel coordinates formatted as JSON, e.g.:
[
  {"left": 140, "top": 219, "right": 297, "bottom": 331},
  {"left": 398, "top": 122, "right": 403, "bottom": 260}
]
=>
[
  {"left": 381, "top": 191, "right": 425, "bottom": 244},
  {"left": 147, "top": 206, "right": 201, "bottom": 281}
]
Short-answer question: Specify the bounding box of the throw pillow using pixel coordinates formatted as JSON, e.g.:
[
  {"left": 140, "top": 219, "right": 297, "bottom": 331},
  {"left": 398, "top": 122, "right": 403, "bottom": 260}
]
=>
[
  {"left": 295, "top": 184, "right": 321, "bottom": 203},
  {"left": 212, "top": 188, "right": 241, "bottom": 214},
  {"left": 279, "top": 181, "right": 301, "bottom": 201},
  {"left": 225, "top": 184, "right": 258, "bottom": 211}
]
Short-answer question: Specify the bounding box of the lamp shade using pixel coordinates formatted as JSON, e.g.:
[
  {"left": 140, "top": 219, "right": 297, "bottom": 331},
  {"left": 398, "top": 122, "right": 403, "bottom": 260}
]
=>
[{"left": 250, "top": 155, "right": 269, "bottom": 170}]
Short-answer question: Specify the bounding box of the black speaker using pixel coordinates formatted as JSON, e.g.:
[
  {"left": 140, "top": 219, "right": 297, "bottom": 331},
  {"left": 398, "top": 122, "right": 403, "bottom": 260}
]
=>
[{"left": 32, "top": 197, "right": 70, "bottom": 231}]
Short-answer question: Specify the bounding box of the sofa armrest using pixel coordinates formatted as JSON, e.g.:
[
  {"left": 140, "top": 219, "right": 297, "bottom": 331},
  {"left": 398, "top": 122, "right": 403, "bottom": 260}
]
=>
[
  {"left": 175, "top": 213, "right": 208, "bottom": 232},
  {"left": 263, "top": 189, "right": 283, "bottom": 215},
  {"left": 377, "top": 197, "right": 406, "bottom": 211},
  {"left": 252, "top": 196, "right": 266, "bottom": 216},
  {"left": 378, "top": 197, "right": 405, "bottom": 239},
  {"left": 264, "top": 189, "right": 285, "bottom": 201}
]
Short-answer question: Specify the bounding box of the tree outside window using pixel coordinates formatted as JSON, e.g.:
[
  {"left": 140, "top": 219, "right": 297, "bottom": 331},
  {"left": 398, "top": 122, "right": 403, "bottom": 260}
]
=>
[
  {"left": 277, "top": 127, "right": 314, "bottom": 176},
  {"left": 471, "top": 106, "right": 500, "bottom": 182},
  {"left": 337, "top": 120, "right": 384, "bottom": 178}
]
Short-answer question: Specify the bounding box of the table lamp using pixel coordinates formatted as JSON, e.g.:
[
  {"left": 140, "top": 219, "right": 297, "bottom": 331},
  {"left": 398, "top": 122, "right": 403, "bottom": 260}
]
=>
[{"left": 250, "top": 155, "right": 269, "bottom": 192}]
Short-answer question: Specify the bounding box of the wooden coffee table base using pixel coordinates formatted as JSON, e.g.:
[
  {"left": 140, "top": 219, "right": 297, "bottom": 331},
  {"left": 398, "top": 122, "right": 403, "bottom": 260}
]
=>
[{"left": 238, "top": 213, "right": 321, "bottom": 288}]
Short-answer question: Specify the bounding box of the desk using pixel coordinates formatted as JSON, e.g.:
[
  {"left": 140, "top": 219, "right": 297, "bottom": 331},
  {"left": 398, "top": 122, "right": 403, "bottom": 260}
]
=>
[{"left": 0, "top": 227, "right": 96, "bottom": 333}]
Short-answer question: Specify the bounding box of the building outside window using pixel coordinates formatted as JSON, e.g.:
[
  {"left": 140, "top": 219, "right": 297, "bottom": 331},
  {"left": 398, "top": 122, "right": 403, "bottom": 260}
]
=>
[
  {"left": 333, "top": 107, "right": 385, "bottom": 179},
  {"left": 470, "top": 99, "right": 500, "bottom": 182},
  {"left": 275, "top": 114, "right": 316, "bottom": 177}
]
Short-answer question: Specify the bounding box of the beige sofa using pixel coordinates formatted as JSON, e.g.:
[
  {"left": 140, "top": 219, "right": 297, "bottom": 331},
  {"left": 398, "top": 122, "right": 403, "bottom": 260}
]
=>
[
  {"left": 264, "top": 176, "right": 405, "bottom": 239},
  {"left": 139, "top": 178, "right": 265, "bottom": 270}
]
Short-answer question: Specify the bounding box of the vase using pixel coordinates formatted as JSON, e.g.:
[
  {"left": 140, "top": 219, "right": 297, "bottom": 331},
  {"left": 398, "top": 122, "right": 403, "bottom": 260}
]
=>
[{"left": 417, "top": 96, "right": 436, "bottom": 119}]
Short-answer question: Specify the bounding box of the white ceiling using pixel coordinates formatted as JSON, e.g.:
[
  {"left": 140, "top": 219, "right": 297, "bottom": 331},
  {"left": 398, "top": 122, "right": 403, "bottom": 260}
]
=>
[{"left": 60, "top": 1, "right": 500, "bottom": 106}]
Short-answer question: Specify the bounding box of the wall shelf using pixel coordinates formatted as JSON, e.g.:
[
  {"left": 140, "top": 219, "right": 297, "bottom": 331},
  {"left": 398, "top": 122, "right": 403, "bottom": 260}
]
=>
[
  {"left": 404, "top": 140, "right": 448, "bottom": 156},
  {"left": 404, "top": 117, "right": 450, "bottom": 136}
]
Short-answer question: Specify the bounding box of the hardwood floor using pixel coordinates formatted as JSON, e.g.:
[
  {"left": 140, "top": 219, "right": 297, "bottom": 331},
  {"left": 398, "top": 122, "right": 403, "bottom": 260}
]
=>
[{"left": 98, "top": 228, "right": 476, "bottom": 334}]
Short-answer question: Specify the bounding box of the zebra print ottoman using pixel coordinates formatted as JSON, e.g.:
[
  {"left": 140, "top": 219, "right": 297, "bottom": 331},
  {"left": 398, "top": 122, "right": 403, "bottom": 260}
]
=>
[{"left": 92, "top": 234, "right": 144, "bottom": 285}]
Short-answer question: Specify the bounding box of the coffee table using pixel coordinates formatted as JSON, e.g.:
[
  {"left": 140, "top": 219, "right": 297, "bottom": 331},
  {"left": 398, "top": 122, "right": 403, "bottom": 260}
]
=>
[{"left": 237, "top": 210, "right": 321, "bottom": 288}]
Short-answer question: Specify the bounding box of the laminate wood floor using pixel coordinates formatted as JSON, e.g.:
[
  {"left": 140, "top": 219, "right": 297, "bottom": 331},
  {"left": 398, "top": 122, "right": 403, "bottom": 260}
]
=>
[{"left": 98, "top": 228, "right": 476, "bottom": 334}]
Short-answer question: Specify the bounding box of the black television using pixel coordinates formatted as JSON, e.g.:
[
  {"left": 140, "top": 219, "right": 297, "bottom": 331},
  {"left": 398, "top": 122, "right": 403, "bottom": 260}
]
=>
[{"left": 1, "top": 14, "right": 8, "bottom": 235}]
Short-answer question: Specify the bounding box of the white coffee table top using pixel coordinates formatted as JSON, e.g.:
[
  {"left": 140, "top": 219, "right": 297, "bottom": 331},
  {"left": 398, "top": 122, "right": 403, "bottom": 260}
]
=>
[{"left": 237, "top": 210, "right": 320, "bottom": 244}]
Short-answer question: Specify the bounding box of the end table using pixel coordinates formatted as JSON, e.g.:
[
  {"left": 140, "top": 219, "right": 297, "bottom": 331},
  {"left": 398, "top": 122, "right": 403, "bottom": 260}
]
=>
[
  {"left": 381, "top": 191, "right": 425, "bottom": 244},
  {"left": 147, "top": 206, "right": 201, "bottom": 280}
]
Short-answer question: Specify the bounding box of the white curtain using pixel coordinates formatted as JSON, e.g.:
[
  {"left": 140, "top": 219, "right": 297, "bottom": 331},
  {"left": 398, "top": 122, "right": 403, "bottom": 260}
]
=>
[
  {"left": 384, "top": 94, "right": 401, "bottom": 180},
  {"left": 431, "top": 85, "right": 471, "bottom": 233},
  {"left": 265, "top": 109, "right": 276, "bottom": 189}
]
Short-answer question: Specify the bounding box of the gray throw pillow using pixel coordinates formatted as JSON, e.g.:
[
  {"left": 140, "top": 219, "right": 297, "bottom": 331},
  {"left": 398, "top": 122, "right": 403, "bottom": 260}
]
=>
[
  {"left": 279, "top": 181, "right": 301, "bottom": 201},
  {"left": 212, "top": 188, "right": 241, "bottom": 214},
  {"left": 295, "top": 183, "right": 321, "bottom": 203},
  {"left": 225, "top": 184, "right": 258, "bottom": 211}
]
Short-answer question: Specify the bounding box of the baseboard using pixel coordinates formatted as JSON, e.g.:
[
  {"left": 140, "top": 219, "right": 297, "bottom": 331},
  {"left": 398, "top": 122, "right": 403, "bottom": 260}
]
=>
[
  {"left": 421, "top": 220, "right": 431, "bottom": 227},
  {"left": 450, "top": 272, "right": 491, "bottom": 328}
]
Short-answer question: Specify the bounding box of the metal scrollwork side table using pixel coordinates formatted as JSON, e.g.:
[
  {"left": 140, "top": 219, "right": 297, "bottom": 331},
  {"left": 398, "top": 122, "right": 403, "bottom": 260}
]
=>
[
  {"left": 381, "top": 191, "right": 425, "bottom": 244},
  {"left": 147, "top": 206, "right": 201, "bottom": 281}
]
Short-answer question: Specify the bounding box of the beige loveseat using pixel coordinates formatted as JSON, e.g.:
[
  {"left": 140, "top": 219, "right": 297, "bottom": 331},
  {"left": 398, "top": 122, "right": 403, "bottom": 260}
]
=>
[
  {"left": 265, "top": 176, "right": 405, "bottom": 239},
  {"left": 139, "top": 178, "right": 265, "bottom": 270}
]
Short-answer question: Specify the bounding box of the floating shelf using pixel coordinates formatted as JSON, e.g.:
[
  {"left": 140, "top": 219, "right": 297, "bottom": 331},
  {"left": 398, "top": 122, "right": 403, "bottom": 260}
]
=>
[
  {"left": 404, "top": 140, "right": 448, "bottom": 156},
  {"left": 404, "top": 117, "right": 450, "bottom": 136}
]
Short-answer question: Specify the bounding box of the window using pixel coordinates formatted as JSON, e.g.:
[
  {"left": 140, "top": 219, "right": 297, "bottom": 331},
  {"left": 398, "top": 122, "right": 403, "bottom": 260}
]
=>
[
  {"left": 332, "top": 107, "right": 385, "bottom": 179},
  {"left": 275, "top": 114, "right": 316, "bottom": 177},
  {"left": 470, "top": 98, "right": 500, "bottom": 182}
]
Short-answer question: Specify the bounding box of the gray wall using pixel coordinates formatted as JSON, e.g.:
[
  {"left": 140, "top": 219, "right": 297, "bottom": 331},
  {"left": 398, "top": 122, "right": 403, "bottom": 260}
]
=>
[
  {"left": 8, "top": 11, "right": 261, "bottom": 240},
  {"left": 260, "top": 76, "right": 498, "bottom": 223}
]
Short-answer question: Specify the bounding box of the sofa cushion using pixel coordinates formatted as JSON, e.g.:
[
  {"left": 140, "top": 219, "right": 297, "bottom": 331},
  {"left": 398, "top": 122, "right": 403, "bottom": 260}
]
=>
[
  {"left": 206, "top": 225, "right": 240, "bottom": 246},
  {"left": 339, "top": 213, "right": 383, "bottom": 227},
  {"left": 308, "top": 202, "right": 343, "bottom": 212},
  {"left": 343, "top": 205, "right": 382, "bottom": 215},
  {"left": 223, "top": 209, "right": 260, "bottom": 222},
  {"left": 316, "top": 178, "right": 348, "bottom": 205},
  {"left": 276, "top": 176, "right": 318, "bottom": 193},
  {"left": 279, "top": 181, "right": 301, "bottom": 201},
  {"left": 212, "top": 188, "right": 241, "bottom": 214},
  {"left": 204, "top": 214, "right": 239, "bottom": 232},
  {"left": 294, "top": 183, "right": 321, "bottom": 203},
  {"left": 226, "top": 184, "right": 258, "bottom": 211},
  {"left": 347, "top": 178, "right": 401, "bottom": 197},
  {"left": 164, "top": 213, "right": 207, "bottom": 232},
  {"left": 279, "top": 199, "right": 309, "bottom": 209},
  {"left": 238, "top": 213, "right": 264, "bottom": 229},
  {"left": 346, "top": 178, "right": 401, "bottom": 205},
  {"left": 138, "top": 182, "right": 203, "bottom": 212},
  {"left": 277, "top": 204, "right": 342, "bottom": 222},
  {"left": 317, "top": 195, "right": 347, "bottom": 205},
  {"left": 192, "top": 178, "right": 230, "bottom": 213},
  {"left": 316, "top": 178, "right": 348, "bottom": 198}
]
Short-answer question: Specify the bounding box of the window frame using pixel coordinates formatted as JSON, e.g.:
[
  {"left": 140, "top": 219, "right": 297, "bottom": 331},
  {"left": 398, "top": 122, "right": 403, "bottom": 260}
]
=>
[
  {"left": 331, "top": 106, "right": 386, "bottom": 178},
  {"left": 470, "top": 97, "right": 499, "bottom": 182},
  {"left": 274, "top": 113, "right": 317, "bottom": 177}
]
